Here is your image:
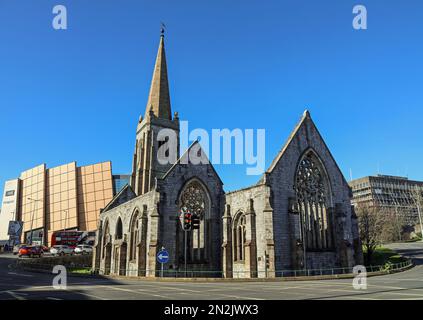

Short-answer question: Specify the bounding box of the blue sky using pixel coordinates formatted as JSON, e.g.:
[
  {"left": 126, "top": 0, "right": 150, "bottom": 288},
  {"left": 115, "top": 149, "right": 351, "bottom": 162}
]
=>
[{"left": 0, "top": 0, "right": 422, "bottom": 198}]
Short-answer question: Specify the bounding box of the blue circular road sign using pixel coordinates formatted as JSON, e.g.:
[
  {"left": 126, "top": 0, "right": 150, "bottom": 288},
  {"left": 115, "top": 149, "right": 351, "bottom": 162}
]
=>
[{"left": 157, "top": 249, "right": 169, "bottom": 264}]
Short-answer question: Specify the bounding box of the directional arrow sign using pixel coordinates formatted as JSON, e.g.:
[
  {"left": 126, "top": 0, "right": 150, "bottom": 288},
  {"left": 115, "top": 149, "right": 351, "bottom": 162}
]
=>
[{"left": 157, "top": 250, "right": 169, "bottom": 264}]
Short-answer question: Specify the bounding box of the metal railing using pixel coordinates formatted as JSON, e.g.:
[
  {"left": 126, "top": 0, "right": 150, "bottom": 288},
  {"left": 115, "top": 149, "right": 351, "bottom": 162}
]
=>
[
  {"left": 11, "top": 256, "right": 413, "bottom": 278},
  {"left": 93, "top": 259, "right": 413, "bottom": 278}
]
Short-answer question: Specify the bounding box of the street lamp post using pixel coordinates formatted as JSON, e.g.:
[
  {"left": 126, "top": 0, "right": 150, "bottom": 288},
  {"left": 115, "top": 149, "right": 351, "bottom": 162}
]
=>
[
  {"left": 63, "top": 209, "right": 68, "bottom": 231},
  {"left": 27, "top": 197, "right": 42, "bottom": 245}
]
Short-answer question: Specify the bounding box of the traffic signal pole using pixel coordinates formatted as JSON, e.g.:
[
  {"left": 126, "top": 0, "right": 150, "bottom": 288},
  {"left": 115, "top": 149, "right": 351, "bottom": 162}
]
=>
[
  {"left": 161, "top": 246, "right": 165, "bottom": 278},
  {"left": 180, "top": 210, "right": 199, "bottom": 278},
  {"left": 184, "top": 229, "right": 187, "bottom": 277},
  {"left": 181, "top": 210, "right": 192, "bottom": 278}
]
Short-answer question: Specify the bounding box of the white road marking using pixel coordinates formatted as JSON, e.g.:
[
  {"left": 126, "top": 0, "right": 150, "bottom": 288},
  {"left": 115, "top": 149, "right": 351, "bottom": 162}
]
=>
[
  {"left": 5, "top": 291, "right": 26, "bottom": 300},
  {"left": 7, "top": 272, "right": 33, "bottom": 278},
  {"left": 216, "top": 293, "right": 265, "bottom": 300},
  {"left": 99, "top": 285, "right": 172, "bottom": 299},
  {"left": 321, "top": 296, "right": 381, "bottom": 301},
  {"left": 376, "top": 290, "right": 423, "bottom": 297},
  {"left": 158, "top": 286, "right": 205, "bottom": 293},
  {"left": 76, "top": 292, "right": 108, "bottom": 300}
]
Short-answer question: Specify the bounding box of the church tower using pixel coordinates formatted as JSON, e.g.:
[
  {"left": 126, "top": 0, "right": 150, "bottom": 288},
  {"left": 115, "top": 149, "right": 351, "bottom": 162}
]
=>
[{"left": 131, "top": 30, "right": 180, "bottom": 195}]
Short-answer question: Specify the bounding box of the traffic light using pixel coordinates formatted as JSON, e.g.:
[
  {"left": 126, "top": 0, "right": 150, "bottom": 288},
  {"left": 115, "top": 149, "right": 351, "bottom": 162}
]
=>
[
  {"left": 265, "top": 253, "right": 270, "bottom": 269},
  {"left": 192, "top": 214, "right": 200, "bottom": 230},
  {"left": 183, "top": 212, "right": 192, "bottom": 231}
]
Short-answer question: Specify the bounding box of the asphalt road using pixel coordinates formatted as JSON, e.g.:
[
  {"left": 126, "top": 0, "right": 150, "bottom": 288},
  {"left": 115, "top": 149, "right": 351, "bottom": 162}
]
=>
[{"left": 0, "top": 242, "right": 422, "bottom": 300}]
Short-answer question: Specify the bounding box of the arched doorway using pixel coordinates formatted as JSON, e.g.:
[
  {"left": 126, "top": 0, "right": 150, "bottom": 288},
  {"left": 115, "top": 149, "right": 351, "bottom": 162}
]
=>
[{"left": 113, "top": 217, "right": 124, "bottom": 275}]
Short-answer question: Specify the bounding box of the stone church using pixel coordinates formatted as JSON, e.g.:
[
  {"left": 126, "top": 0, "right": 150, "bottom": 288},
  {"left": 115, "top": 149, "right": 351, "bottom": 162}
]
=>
[{"left": 92, "top": 32, "right": 363, "bottom": 278}]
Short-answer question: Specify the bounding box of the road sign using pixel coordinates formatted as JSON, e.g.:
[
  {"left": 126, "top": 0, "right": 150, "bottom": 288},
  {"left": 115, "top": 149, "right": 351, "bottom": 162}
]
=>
[
  {"left": 157, "top": 249, "right": 169, "bottom": 264},
  {"left": 8, "top": 221, "right": 22, "bottom": 237}
]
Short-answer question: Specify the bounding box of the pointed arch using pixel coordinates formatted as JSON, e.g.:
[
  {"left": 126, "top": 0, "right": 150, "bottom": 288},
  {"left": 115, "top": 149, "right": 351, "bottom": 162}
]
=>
[
  {"left": 177, "top": 177, "right": 212, "bottom": 263},
  {"left": 115, "top": 217, "right": 123, "bottom": 240},
  {"left": 102, "top": 219, "right": 112, "bottom": 275},
  {"left": 178, "top": 177, "right": 212, "bottom": 219},
  {"left": 129, "top": 208, "right": 140, "bottom": 261},
  {"left": 102, "top": 219, "right": 110, "bottom": 253},
  {"left": 294, "top": 149, "right": 334, "bottom": 251},
  {"left": 103, "top": 219, "right": 110, "bottom": 237},
  {"left": 232, "top": 210, "right": 247, "bottom": 262}
]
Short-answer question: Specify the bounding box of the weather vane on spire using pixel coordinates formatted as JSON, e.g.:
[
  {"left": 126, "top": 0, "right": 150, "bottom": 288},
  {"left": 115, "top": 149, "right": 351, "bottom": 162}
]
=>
[{"left": 160, "top": 22, "right": 166, "bottom": 37}]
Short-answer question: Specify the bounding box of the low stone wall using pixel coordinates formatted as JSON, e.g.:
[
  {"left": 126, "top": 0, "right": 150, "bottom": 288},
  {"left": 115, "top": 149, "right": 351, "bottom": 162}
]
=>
[{"left": 15, "top": 254, "right": 92, "bottom": 272}]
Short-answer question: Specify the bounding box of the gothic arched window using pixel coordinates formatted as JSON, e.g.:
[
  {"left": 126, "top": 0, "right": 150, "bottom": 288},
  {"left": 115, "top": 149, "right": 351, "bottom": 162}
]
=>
[
  {"left": 102, "top": 220, "right": 110, "bottom": 259},
  {"left": 179, "top": 179, "right": 209, "bottom": 262},
  {"left": 180, "top": 181, "right": 207, "bottom": 218},
  {"left": 116, "top": 217, "right": 123, "bottom": 240},
  {"left": 294, "top": 151, "right": 333, "bottom": 251},
  {"left": 129, "top": 211, "right": 139, "bottom": 261},
  {"left": 233, "top": 213, "right": 246, "bottom": 262}
]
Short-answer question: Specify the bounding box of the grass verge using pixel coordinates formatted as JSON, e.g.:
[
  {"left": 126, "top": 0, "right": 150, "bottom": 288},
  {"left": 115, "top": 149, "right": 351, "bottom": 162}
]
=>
[
  {"left": 69, "top": 267, "right": 92, "bottom": 275},
  {"left": 364, "top": 246, "right": 407, "bottom": 267}
]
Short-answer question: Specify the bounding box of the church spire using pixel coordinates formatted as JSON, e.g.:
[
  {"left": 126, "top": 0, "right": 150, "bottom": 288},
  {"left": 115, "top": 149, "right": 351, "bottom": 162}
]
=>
[{"left": 144, "top": 29, "right": 172, "bottom": 121}]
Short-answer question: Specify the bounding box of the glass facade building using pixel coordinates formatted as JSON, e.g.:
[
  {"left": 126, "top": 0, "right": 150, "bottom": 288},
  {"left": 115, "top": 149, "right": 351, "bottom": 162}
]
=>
[
  {"left": 112, "top": 175, "right": 131, "bottom": 195},
  {"left": 2, "top": 161, "right": 115, "bottom": 245}
]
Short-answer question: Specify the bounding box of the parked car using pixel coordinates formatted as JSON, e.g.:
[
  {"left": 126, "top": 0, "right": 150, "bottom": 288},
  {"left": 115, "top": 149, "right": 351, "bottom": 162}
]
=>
[
  {"left": 74, "top": 245, "right": 93, "bottom": 255},
  {"left": 50, "top": 245, "right": 74, "bottom": 256},
  {"left": 13, "top": 244, "right": 28, "bottom": 255},
  {"left": 18, "top": 245, "right": 44, "bottom": 258},
  {"left": 41, "top": 246, "right": 50, "bottom": 253}
]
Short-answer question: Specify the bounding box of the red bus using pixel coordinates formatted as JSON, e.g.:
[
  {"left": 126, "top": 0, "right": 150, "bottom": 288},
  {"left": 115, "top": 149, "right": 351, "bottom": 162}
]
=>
[{"left": 51, "top": 231, "right": 88, "bottom": 248}]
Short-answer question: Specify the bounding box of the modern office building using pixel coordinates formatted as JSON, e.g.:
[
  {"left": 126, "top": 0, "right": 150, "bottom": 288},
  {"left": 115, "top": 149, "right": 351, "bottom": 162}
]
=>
[
  {"left": 0, "top": 161, "right": 115, "bottom": 245},
  {"left": 349, "top": 174, "right": 423, "bottom": 225},
  {"left": 0, "top": 179, "right": 20, "bottom": 244}
]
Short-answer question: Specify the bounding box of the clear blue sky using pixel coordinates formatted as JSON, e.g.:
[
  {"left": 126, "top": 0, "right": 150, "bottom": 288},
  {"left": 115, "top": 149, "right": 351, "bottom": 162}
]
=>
[{"left": 1, "top": 0, "right": 422, "bottom": 198}]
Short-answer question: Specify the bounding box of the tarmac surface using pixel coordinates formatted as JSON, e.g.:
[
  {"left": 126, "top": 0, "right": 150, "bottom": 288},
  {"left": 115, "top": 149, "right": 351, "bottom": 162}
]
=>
[{"left": 0, "top": 242, "right": 422, "bottom": 300}]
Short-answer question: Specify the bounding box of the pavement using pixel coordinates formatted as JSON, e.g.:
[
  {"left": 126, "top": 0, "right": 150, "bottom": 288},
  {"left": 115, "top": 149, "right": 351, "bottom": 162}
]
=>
[{"left": 0, "top": 241, "right": 422, "bottom": 300}]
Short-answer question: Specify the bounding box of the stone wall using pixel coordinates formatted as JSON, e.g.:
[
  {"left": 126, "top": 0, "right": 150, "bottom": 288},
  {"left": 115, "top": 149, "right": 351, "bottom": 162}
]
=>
[
  {"left": 157, "top": 158, "right": 224, "bottom": 275},
  {"left": 265, "top": 113, "right": 361, "bottom": 271},
  {"left": 225, "top": 184, "right": 274, "bottom": 278},
  {"left": 94, "top": 190, "right": 159, "bottom": 276},
  {"left": 16, "top": 254, "right": 92, "bottom": 272}
]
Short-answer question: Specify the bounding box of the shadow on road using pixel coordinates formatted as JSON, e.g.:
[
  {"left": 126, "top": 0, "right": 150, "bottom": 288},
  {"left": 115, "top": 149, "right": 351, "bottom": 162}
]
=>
[
  {"left": 308, "top": 284, "right": 423, "bottom": 300},
  {"left": 386, "top": 248, "right": 423, "bottom": 265},
  {"left": 0, "top": 254, "right": 126, "bottom": 300}
]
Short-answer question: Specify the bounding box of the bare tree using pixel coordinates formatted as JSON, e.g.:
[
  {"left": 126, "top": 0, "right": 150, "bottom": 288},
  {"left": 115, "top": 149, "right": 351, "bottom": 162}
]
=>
[
  {"left": 410, "top": 186, "right": 423, "bottom": 241},
  {"left": 380, "top": 209, "right": 406, "bottom": 242},
  {"left": 356, "top": 203, "right": 385, "bottom": 265}
]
